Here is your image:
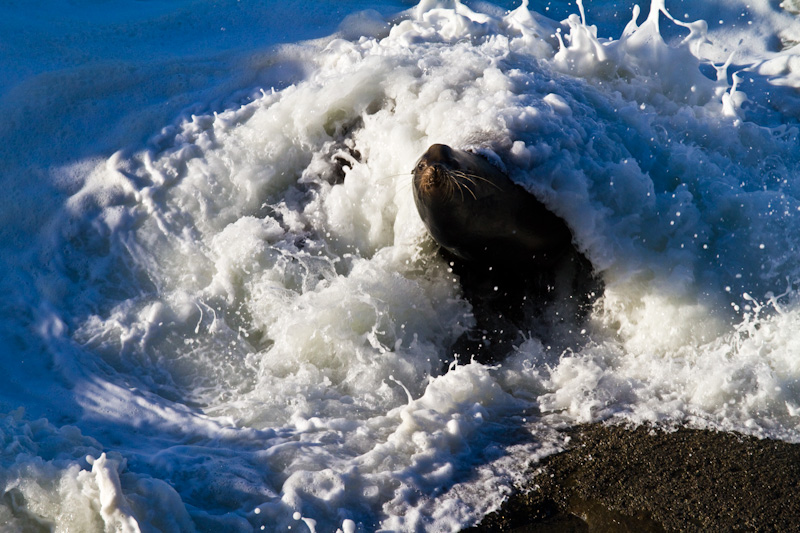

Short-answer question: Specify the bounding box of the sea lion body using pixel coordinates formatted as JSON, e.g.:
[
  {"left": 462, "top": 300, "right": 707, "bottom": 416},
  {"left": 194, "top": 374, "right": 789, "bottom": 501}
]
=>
[
  {"left": 412, "top": 143, "right": 572, "bottom": 267},
  {"left": 411, "top": 143, "right": 600, "bottom": 365}
]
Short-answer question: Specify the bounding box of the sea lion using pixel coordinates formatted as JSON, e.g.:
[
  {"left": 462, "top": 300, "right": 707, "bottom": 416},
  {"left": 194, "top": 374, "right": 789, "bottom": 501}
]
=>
[
  {"left": 412, "top": 143, "right": 573, "bottom": 268},
  {"left": 411, "top": 143, "right": 601, "bottom": 364}
]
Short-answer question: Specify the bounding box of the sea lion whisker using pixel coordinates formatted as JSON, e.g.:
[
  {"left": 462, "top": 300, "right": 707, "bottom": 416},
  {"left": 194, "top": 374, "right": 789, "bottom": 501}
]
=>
[
  {"left": 455, "top": 177, "right": 478, "bottom": 200},
  {"left": 457, "top": 171, "right": 503, "bottom": 190},
  {"left": 463, "top": 184, "right": 478, "bottom": 200},
  {"left": 451, "top": 170, "right": 482, "bottom": 186},
  {"left": 453, "top": 175, "right": 472, "bottom": 201},
  {"left": 453, "top": 172, "right": 480, "bottom": 190},
  {"left": 445, "top": 172, "right": 462, "bottom": 201},
  {"left": 446, "top": 170, "right": 473, "bottom": 201},
  {"left": 453, "top": 169, "right": 497, "bottom": 186},
  {"left": 454, "top": 180, "right": 465, "bottom": 201},
  {"left": 444, "top": 171, "right": 460, "bottom": 200},
  {"left": 448, "top": 172, "right": 482, "bottom": 200}
]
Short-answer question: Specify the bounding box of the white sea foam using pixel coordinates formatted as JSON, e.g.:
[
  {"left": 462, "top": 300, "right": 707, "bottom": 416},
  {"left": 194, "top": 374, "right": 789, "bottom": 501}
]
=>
[{"left": 2, "top": 0, "right": 800, "bottom": 530}]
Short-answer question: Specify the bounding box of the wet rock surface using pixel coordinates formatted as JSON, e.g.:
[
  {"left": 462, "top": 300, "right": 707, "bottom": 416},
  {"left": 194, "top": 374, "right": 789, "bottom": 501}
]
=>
[{"left": 465, "top": 423, "right": 800, "bottom": 532}]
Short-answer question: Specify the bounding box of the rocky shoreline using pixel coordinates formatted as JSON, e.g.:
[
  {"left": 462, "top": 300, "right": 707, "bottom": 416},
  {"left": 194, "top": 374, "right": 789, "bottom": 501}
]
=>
[{"left": 465, "top": 423, "right": 800, "bottom": 532}]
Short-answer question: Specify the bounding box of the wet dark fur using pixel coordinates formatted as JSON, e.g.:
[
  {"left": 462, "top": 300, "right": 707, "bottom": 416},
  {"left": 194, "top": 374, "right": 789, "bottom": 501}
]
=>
[
  {"left": 412, "top": 144, "right": 572, "bottom": 266},
  {"left": 412, "top": 144, "right": 602, "bottom": 365}
]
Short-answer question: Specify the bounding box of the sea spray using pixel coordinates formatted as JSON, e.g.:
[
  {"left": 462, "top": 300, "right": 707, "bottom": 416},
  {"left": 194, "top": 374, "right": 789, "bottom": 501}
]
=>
[{"left": 2, "top": 0, "right": 800, "bottom": 530}]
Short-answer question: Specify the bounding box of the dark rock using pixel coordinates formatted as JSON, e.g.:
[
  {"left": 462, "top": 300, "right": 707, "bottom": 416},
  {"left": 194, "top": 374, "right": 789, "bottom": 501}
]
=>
[{"left": 465, "top": 423, "right": 800, "bottom": 532}]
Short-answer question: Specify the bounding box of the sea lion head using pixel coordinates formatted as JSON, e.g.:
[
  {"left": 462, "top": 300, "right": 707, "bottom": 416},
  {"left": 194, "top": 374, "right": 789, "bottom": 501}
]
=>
[
  {"left": 411, "top": 143, "right": 573, "bottom": 265},
  {"left": 412, "top": 144, "right": 507, "bottom": 205}
]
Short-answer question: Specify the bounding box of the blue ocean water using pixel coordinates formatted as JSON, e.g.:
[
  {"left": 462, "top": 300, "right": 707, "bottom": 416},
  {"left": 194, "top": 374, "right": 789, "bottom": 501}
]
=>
[{"left": 2, "top": 0, "right": 800, "bottom": 531}]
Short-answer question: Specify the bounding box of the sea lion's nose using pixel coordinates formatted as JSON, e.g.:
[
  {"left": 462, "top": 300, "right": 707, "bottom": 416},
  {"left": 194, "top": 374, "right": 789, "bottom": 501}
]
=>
[{"left": 427, "top": 144, "right": 453, "bottom": 162}]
